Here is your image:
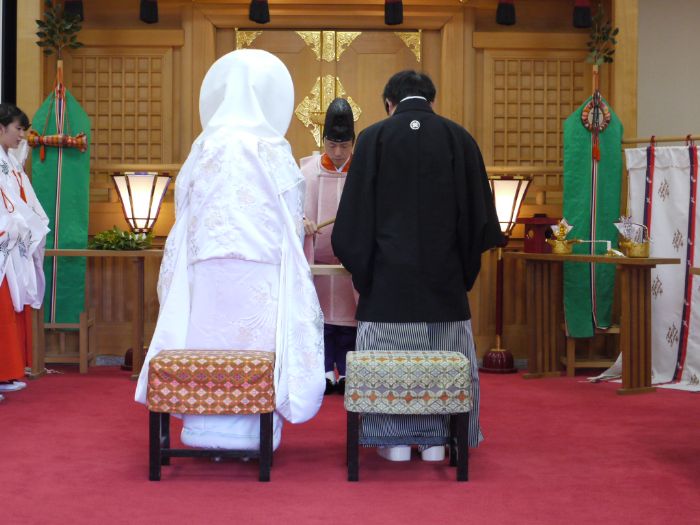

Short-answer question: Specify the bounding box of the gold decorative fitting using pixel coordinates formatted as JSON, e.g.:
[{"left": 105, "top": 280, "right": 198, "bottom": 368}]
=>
[
  {"left": 296, "top": 31, "right": 361, "bottom": 62},
  {"left": 295, "top": 75, "right": 362, "bottom": 147},
  {"left": 322, "top": 31, "right": 336, "bottom": 62},
  {"left": 394, "top": 31, "right": 422, "bottom": 63},
  {"left": 235, "top": 29, "right": 262, "bottom": 50},
  {"left": 335, "top": 32, "right": 361, "bottom": 61},
  {"left": 296, "top": 31, "right": 322, "bottom": 61}
]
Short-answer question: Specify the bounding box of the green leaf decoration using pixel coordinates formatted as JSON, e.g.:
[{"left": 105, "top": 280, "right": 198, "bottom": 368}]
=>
[
  {"left": 88, "top": 227, "right": 154, "bottom": 251},
  {"left": 586, "top": 2, "right": 619, "bottom": 67},
  {"left": 35, "top": 0, "right": 83, "bottom": 60}
]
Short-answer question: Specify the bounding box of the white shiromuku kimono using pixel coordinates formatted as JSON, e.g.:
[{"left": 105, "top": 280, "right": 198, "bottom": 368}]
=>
[
  {"left": 134, "top": 50, "right": 325, "bottom": 450},
  {"left": 0, "top": 145, "right": 50, "bottom": 312}
]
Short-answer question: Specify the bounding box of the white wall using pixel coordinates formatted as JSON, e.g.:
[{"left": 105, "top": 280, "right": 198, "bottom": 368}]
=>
[{"left": 638, "top": 0, "right": 700, "bottom": 138}]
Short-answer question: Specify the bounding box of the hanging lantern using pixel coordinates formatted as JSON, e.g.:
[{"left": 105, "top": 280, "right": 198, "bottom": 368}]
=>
[
  {"left": 385, "top": 0, "right": 403, "bottom": 25},
  {"left": 573, "top": 0, "right": 592, "bottom": 28},
  {"left": 64, "top": 0, "right": 84, "bottom": 21},
  {"left": 140, "top": 0, "right": 158, "bottom": 24},
  {"left": 496, "top": 0, "right": 516, "bottom": 26},
  {"left": 249, "top": 0, "right": 270, "bottom": 24}
]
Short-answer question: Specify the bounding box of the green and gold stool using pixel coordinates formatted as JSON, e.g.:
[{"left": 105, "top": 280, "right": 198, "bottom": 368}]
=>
[{"left": 344, "top": 350, "right": 472, "bottom": 482}]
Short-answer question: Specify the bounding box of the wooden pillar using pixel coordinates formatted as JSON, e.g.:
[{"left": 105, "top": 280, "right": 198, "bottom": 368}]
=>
[
  {"left": 440, "top": 12, "right": 464, "bottom": 123},
  {"left": 612, "top": 0, "right": 639, "bottom": 213},
  {"left": 180, "top": 4, "right": 196, "bottom": 155},
  {"left": 612, "top": 0, "right": 638, "bottom": 138},
  {"left": 16, "top": 0, "right": 43, "bottom": 114},
  {"left": 189, "top": 5, "right": 217, "bottom": 141},
  {"left": 462, "top": 7, "right": 476, "bottom": 130}
]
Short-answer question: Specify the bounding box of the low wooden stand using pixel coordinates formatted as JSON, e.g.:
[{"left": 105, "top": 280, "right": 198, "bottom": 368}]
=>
[{"left": 561, "top": 324, "right": 619, "bottom": 377}]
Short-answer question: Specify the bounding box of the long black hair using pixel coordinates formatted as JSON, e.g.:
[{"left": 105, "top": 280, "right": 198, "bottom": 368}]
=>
[{"left": 0, "top": 103, "right": 30, "bottom": 129}]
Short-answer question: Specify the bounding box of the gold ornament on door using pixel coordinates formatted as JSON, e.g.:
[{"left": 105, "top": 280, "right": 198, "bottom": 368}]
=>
[
  {"left": 394, "top": 31, "right": 422, "bottom": 63},
  {"left": 296, "top": 31, "right": 361, "bottom": 62},
  {"left": 295, "top": 75, "right": 361, "bottom": 147},
  {"left": 235, "top": 29, "right": 262, "bottom": 49}
]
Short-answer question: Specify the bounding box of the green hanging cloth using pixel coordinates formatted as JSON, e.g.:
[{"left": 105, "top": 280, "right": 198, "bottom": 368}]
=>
[
  {"left": 31, "top": 80, "right": 91, "bottom": 324},
  {"left": 562, "top": 92, "right": 622, "bottom": 338}
]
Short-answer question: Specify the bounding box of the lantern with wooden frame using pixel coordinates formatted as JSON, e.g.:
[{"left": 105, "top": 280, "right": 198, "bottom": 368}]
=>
[
  {"left": 481, "top": 174, "right": 532, "bottom": 373},
  {"left": 111, "top": 172, "right": 171, "bottom": 234}
]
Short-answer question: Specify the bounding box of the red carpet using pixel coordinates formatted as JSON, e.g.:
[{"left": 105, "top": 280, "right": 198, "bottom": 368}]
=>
[{"left": 1, "top": 367, "right": 699, "bottom": 524}]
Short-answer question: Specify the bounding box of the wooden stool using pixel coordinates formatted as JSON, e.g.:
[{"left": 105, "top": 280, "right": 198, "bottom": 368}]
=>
[
  {"left": 344, "top": 350, "right": 472, "bottom": 482},
  {"left": 561, "top": 325, "right": 620, "bottom": 377},
  {"left": 146, "top": 349, "right": 276, "bottom": 482}
]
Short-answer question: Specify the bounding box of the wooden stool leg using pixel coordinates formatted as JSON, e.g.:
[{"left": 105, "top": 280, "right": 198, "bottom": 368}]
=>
[
  {"left": 566, "top": 337, "right": 575, "bottom": 377},
  {"left": 160, "top": 413, "right": 170, "bottom": 466},
  {"left": 347, "top": 411, "right": 359, "bottom": 481},
  {"left": 149, "top": 411, "right": 162, "bottom": 481},
  {"left": 449, "top": 415, "right": 457, "bottom": 467},
  {"left": 259, "top": 412, "right": 273, "bottom": 482},
  {"left": 456, "top": 413, "right": 469, "bottom": 482}
]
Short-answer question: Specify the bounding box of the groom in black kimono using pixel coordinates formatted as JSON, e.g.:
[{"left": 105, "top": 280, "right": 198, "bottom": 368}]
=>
[{"left": 332, "top": 70, "right": 503, "bottom": 462}]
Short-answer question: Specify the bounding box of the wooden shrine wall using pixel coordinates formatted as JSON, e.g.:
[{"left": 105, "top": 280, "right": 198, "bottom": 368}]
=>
[{"left": 22, "top": 0, "right": 628, "bottom": 361}]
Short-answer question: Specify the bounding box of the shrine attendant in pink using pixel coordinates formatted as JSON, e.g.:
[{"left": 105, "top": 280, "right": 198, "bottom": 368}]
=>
[{"left": 300, "top": 99, "right": 357, "bottom": 395}]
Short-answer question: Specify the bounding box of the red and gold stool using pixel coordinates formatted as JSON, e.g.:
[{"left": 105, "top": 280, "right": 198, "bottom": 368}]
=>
[{"left": 146, "top": 349, "right": 275, "bottom": 481}]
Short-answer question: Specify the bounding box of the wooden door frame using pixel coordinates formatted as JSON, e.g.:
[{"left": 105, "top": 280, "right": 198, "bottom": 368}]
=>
[{"left": 185, "top": 1, "right": 466, "bottom": 143}]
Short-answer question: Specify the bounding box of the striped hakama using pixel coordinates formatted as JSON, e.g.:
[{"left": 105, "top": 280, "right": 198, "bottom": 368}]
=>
[{"left": 356, "top": 320, "right": 482, "bottom": 448}]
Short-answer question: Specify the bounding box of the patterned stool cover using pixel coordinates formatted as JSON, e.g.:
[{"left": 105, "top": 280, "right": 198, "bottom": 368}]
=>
[
  {"left": 147, "top": 350, "right": 275, "bottom": 415},
  {"left": 344, "top": 350, "right": 471, "bottom": 415}
]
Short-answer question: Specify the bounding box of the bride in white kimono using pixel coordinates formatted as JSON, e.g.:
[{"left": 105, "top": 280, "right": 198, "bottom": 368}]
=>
[{"left": 135, "top": 49, "right": 325, "bottom": 450}]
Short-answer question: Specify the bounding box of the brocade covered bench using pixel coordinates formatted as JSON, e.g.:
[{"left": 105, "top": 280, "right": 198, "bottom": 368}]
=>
[
  {"left": 147, "top": 349, "right": 275, "bottom": 481},
  {"left": 344, "top": 350, "right": 472, "bottom": 481}
]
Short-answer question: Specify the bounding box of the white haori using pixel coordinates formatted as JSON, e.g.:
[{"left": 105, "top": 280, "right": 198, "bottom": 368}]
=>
[{"left": 0, "top": 145, "right": 49, "bottom": 311}]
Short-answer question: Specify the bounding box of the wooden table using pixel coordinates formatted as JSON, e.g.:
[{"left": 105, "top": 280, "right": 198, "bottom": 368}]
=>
[
  {"left": 33, "top": 257, "right": 347, "bottom": 379},
  {"left": 37, "top": 249, "right": 164, "bottom": 379},
  {"left": 504, "top": 252, "right": 680, "bottom": 395},
  {"left": 310, "top": 264, "right": 348, "bottom": 275}
]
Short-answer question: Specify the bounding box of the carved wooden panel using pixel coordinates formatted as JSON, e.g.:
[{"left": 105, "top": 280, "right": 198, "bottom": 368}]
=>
[
  {"left": 63, "top": 48, "right": 174, "bottom": 204},
  {"left": 481, "top": 49, "right": 599, "bottom": 217},
  {"left": 489, "top": 54, "right": 587, "bottom": 167}
]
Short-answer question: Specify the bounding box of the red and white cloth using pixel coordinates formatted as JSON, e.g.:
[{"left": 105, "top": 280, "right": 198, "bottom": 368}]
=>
[{"left": 597, "top": 145, "right": 700, "bottom": 390}]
